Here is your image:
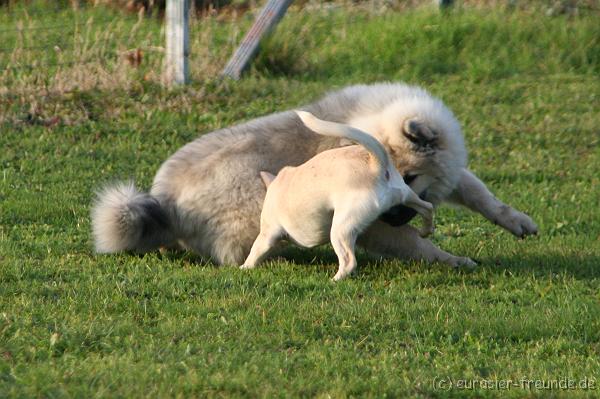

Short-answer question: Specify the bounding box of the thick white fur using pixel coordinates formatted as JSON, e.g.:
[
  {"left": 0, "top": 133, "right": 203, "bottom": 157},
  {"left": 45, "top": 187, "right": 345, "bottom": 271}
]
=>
[
  {"left": 92, "top": 182, "right": 148, "bottom": 253},
  {"left": 241, "top": 112, "right": 434, "bottom": 280},
  {"left": 91, "top": 82, "right": 537, "bottom": 267},
  {"left": 92, "top": 181, "right": 172, "bottom": 253}
]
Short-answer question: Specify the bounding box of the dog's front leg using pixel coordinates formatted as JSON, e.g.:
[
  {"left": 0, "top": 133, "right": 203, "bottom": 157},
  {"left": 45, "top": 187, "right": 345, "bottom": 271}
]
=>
[
  {"left": 448, "top": 169, "right": 538, "bottom": 238},
  {"left": 358, "top": 221, "right": 476, "bottom": 268},
  {"left": 240, "top": 232, "right": 278, "bottom": 269}
]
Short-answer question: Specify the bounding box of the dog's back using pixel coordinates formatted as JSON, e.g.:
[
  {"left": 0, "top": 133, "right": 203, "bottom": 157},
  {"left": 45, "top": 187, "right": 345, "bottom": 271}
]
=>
[{"left": 263, "top": 145, "right": 385, "bottom": 248}]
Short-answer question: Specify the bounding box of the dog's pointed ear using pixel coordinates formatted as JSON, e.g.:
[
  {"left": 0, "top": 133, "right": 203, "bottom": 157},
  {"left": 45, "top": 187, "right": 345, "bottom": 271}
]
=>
[
  {"left": 259, "top": 171, "right": 276, "bottom": 187},
  {"left": 403, "top": 119, "right": 437, "bottom": 145}
]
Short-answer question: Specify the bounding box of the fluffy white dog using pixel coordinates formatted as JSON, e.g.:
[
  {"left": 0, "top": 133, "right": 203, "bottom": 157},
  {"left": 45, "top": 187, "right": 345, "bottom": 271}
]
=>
[
  {"left": 92, "top": 83, "right": 537, "bottom": 268},
  {"left": 242, "top": 111, "right": 434, "bottom": 280}
]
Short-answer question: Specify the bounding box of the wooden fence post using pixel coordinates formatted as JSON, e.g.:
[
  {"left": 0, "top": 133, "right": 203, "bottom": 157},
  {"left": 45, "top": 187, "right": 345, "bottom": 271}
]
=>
[
  {"left": 165, "top": 0, "right": 190, "bottom": 85},
  {"left": 221, "top": 0, "right": 293, "bottom": 80}
]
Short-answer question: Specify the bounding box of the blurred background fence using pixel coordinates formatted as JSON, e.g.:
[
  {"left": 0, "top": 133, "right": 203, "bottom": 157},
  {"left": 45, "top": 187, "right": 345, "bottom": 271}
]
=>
[{"left": 0, "top": 0, "right": 599, "bottom": 97}]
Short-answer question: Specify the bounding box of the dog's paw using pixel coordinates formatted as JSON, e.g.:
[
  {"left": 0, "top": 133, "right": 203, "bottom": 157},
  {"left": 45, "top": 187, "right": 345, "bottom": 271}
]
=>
[
  {"left": 445, "top": 256, "right": 477, "bottom": 269},
  {"left": 419, "top": 223, "right": 435, "bottom": 238},
  {"left": 332, "top": 270, "right": 351, "bottom": 281},
  {"left": 495, "top": 206, "right": 538, "bottom": 238},
  {"left": 239, "top": 264, "right": 255, "bottom": 270},
  {"left": 419, "top": 227, "right": 434, "bottom": 238}
]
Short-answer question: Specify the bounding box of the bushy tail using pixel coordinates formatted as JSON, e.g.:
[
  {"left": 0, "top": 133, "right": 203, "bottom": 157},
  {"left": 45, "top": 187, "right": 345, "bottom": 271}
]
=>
[
  {"left": 91, "top": 182, "right": 173, "bottom": 253},
  {"left": 296, "top": 110, "right": 389, "bottom": 171}
]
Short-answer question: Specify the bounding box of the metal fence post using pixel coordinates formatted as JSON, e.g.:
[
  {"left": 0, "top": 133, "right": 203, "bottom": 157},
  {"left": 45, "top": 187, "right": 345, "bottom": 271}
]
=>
[
  {"left": 221, "top": 0, "right": 294, "bottom": 80},
  {"left": 165, "top": 0, "right": 190, "bottom": 85}
]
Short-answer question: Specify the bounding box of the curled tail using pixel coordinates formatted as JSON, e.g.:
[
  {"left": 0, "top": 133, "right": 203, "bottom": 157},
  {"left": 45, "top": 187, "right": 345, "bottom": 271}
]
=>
[
  {"left": 295, "top": 110, "right": 389, "bottom": 171},
  {"left": 91, "top": 182, "right": 174, "bottom": 253}
]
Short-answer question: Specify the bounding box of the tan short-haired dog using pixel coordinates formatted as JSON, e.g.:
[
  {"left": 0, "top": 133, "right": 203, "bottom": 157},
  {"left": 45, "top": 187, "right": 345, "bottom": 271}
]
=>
[{"left": 241, "top": 111, "right": 434, "bottom": 281}]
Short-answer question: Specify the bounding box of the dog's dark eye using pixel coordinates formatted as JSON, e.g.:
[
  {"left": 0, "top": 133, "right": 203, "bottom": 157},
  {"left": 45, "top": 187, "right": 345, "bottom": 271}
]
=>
[{"left": 403, "top": 174, "right": 419, "bottom": 185}]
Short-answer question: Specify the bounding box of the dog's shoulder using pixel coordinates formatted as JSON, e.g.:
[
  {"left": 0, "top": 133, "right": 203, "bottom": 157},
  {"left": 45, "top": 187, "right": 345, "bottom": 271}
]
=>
[{"left": 336, "top": 145, "right": 373, "bottom": 166}]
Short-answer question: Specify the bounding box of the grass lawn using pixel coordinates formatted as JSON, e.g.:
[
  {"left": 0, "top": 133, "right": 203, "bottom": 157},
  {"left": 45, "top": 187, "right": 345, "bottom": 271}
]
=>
[{"left": 1, "top": 2, "right": 600, "bottom": 397}]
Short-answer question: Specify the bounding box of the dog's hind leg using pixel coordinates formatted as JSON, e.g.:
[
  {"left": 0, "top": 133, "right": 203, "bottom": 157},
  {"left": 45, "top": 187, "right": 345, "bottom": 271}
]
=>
[
  {"left": 330, "top": 215, "right": 359, "bottom": 281},
  {"left": 358, "top": 221, "right": 476, "bottom": 269}
]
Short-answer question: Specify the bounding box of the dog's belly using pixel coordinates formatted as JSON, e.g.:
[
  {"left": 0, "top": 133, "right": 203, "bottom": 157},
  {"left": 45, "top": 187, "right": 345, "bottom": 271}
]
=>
[
  {"left": 288, "top": 230, "right": 330, "bottom": 248},
  {"left": 281, "top": 210, "right": 333, "bottom": 249}
]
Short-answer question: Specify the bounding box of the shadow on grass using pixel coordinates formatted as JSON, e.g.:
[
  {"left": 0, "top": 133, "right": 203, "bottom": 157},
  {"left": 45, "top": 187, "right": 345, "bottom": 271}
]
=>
[
  {"left": 274, "top": 243, "right": 600, "bottom": 279},
  {"left": 153, "top": 243, "right": 600, "bottom": 281},
  {"left": 478, "top": 253, "right": 600, "bottom": 280}
]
